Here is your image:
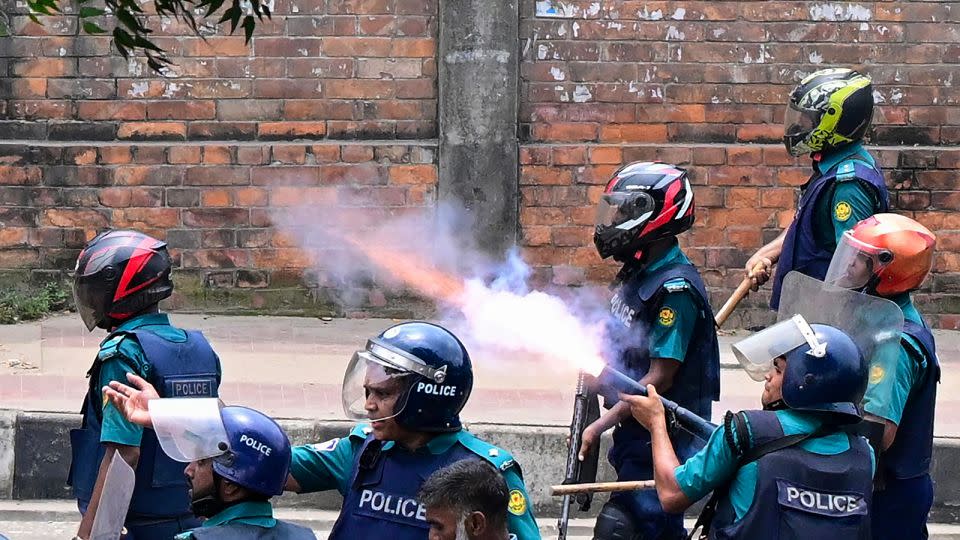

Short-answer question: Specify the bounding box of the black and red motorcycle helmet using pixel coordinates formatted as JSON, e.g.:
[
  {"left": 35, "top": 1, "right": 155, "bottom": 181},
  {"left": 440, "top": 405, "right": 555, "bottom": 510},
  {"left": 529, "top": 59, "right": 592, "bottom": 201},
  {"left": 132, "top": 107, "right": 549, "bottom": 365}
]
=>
[
  {"left": 72, "top": 230, "right": 174, "bottom": 331},
  {"left": 594, "top": 162, "right": 695, "bottom": 262}
]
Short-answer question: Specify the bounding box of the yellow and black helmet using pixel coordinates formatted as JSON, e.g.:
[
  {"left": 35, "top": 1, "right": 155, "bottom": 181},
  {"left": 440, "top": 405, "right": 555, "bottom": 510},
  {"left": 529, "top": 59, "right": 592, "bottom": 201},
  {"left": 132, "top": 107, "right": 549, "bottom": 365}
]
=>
[{"left": 783, "top": 68, "right": 874, "bottom": 157}]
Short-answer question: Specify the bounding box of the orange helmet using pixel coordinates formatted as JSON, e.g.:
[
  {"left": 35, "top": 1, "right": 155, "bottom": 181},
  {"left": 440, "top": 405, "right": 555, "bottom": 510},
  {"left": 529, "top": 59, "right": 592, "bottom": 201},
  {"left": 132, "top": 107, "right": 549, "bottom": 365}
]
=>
[{"left": 825, "top": 214, "right": 936, "bottom": 296}]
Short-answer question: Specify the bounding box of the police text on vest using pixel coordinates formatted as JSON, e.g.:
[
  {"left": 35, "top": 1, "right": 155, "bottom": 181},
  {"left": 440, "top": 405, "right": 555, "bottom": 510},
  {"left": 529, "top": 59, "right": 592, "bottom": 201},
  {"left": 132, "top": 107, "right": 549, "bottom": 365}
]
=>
[
  {"left": 358, "top": 489, "right": 427, "bottom": 521},
  {"left": 777, "top": 480, "right": 866, "bottom": 517}
]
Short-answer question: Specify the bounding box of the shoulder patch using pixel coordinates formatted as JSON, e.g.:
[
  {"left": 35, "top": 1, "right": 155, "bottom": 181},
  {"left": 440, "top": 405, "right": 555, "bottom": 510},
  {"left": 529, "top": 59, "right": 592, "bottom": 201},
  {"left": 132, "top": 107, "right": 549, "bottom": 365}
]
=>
[
  {"left": 311, "top": 438, "right": 340, "bottom": 452},
  {"left": 349, "top": 424, "right": 373, "bottom": 440},
  {"left": 657, "top": 307, "right": 676, "bottom": 327},
  {"left": 97, "top": 334, "right": 127, "bottom": 361},
  {"left": 869, "top": 365, "right": 885, "bottom": 385},
  {"left": 663, "top": 278, "right": 691, "bottom": 293},
  {"left": 834, "top": 200, "right": 853, "bottom": 222},
  {"left": 835, "top": 161, "right": 857, "bottom": 181},
  {"left": 458, "top": 431, "right": 518, "bottom": 472},
  {"left": 507, "top": 489, "right": 527, "bottom": 516}
]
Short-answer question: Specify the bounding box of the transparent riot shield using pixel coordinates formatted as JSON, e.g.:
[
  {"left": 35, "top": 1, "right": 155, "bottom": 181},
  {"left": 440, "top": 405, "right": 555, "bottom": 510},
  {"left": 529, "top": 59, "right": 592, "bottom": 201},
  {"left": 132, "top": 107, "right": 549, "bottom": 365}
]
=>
[
  {"left": 90, "top": 453, "right": 136, "bottom": 540},
  {"left": 776, "top": 271, "right": 904, "bottom": 379}
]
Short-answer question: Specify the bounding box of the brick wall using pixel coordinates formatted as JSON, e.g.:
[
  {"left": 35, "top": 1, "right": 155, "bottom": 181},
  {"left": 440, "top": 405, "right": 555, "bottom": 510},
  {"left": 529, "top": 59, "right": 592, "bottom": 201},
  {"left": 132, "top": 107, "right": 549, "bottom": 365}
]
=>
[
  {"left": 1, "top": 0, "right": 437, "bottom": 140},
  {"left": 2, "top": 0, "right": 960, "bottom": 325},
  {"left": 517, "top": 1, "right": 960, "bottom": 328},
  {"left": 0, "top": 0, "right": 440, "bottom": 316}
]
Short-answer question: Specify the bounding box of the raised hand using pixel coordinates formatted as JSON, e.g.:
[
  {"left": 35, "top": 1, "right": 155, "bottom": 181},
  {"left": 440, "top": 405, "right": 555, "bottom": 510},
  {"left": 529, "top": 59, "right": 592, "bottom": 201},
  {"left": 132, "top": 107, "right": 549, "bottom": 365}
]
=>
[{"left": 102, "top": 372, "right": 159, "bottom": 428}]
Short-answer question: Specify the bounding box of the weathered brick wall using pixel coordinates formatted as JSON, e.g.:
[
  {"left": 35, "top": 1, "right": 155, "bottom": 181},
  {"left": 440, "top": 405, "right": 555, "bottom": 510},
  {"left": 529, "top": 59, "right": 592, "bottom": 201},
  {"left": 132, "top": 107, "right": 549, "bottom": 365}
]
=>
[
  {"left": 0, "top": 0, "right": 439, "bottom": 316},
  {"left": 517, "top": 1, "right": 960, "bottom": 328},
  {"left": 1, "top": 0, "right": 437, "bottom": 139},
  {"left": 0, "top": 141, "right": 438, "bottom": 316}
]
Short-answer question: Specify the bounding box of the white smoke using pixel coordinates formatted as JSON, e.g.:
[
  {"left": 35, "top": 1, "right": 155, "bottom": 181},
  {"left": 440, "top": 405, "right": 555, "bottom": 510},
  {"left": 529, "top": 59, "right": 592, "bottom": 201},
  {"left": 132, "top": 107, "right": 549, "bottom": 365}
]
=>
[{"left": 271, "top": 201, "right": 631, "bottom": 372}]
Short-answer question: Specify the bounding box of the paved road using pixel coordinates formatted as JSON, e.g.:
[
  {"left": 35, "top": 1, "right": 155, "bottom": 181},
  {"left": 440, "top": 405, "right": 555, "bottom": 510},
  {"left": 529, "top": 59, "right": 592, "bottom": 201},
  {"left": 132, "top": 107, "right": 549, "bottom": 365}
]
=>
[{"left": 2, "top": 314, "right": 959, "bottom": 434}]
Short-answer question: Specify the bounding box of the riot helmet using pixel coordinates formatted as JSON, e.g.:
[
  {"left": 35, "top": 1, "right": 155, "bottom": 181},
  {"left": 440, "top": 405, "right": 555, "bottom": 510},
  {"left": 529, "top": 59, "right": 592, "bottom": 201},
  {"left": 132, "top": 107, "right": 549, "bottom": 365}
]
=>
[
  {"left": 72, "top": 230, "right": 173, "bottom": 331},
  {"left": 342, "top": 322, "right": 473, "bottom": 432},
  {"left": 826, "top": 213, "right": 936, "bottom": 296},
  {"left": 783, "top": 68, "right": 874, "bottom": 156},
  {"left": 733, "top": 316, "right": 868, "bottom": 424},
  {"left": 593, "top": 162, "right": 694, "bottom": 262},
  {"left": 150, "top": 399, "right": 292, "bottom": 497}
]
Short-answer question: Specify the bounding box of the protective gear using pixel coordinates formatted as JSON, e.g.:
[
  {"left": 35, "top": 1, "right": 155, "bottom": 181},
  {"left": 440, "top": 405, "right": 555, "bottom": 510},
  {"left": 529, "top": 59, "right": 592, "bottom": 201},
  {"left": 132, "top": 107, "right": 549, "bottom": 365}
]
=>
[
  {"left": 769, "top": 155, "right": 888, "bottom": 310},
  {"left": 342, "top": 322, "right": 473, "bottom": 432},
  {"left": 90, "top": 454, "right": 136, "bottom": 540},
  {"left": 734, "top": 316, "right": 868, "bottom": 423},
  {"left": 709, "top": 410, "right": 873, "bottom": 539},
  {"left": 72, "top": 230, "right": 174, "bottom": 331},
  {"left": 783, "top": 68, "right": 873, "bottom": 156},
  {"left": 593, "top": 162, "right": 694, "bottom": 262},
  {"left": 69, "top": 328, "right": 220, "bottom": 519},
  {"left": 151, "top": 399, "right": 292, "bottom": 497},
  {"left": 593, "top": 501, "right": 640, "bottom": 540},
  {"left": 882, "top": 321, "right": 940, "bottom": 482},
  {"left": 605, "top": 263, "right": 720, "bottom": 460},
  {"left": 774, "top": 270, "right": 905, "bottom": 411},
  {"left": 603, "top": 262, "right": 718, "bottom": 539},
  {"left": 825, "top": 214, "right": 936, "bottom": 296},
  {"left": 328, "top": 425, "right": 521, "bottom": 540}
]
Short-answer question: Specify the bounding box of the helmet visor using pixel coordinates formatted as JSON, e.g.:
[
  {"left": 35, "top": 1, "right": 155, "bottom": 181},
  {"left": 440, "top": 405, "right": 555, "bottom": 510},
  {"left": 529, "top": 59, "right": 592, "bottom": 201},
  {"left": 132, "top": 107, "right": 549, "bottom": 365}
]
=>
[
  {"left": 341, "top": 350, "right": 416, "bottom": 422},
  {"left": 784, "top": 104, "right": 817, "bottom": 138},
  {"left": 732, "top": 315, "right": 824, "bottom": 382},
  {"left": 73, "top": 285, "right": 100, "bottom": 331},
  {"left": 825, "top": 232, "right": 893, "bottom": 290},
  {"left": 149, "top": 398, "right": 229, "bottom": 463},
  {"left": 595, "top": 191, "right": 656, "bottom": 230}
]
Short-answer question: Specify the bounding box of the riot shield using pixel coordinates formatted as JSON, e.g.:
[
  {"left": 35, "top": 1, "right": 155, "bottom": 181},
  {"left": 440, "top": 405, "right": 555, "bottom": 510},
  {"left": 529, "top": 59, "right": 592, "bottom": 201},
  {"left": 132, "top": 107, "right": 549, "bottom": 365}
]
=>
[
  {"left": 776, "top": 270, "right": 904, "bottom": 378},
  {"left": 90, "top": 453, "right": 136, "bottom": 540}
]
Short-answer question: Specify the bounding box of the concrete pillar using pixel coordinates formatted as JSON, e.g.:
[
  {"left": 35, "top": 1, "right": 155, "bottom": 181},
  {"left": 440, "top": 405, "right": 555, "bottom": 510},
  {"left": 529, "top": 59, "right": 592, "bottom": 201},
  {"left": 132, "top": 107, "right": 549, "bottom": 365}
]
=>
[{"left": 438, "top": 0, "right": 520, "bottom": 254}]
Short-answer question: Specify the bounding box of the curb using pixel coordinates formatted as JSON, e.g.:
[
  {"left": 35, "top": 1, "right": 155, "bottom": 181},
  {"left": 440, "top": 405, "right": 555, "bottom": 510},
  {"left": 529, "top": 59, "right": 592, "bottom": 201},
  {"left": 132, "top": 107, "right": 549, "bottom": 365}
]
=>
[{"left": 3, "top": 410, "right": 959, "bottom": 522}]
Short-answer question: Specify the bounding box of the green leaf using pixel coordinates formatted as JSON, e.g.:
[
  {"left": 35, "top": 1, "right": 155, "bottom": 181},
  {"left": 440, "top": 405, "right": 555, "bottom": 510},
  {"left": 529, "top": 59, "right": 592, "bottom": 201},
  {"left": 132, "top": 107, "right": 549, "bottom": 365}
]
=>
[
  {"left": 133, "top": 35, "right": 162, "bottom": 52},
  {"left": 115, "top": 8, "right": 139, "bottom": 32},
  {"left": 242, "top": 14, "right": 254, "bottom": 43},
  {"left": 78, "top": 6, "right": 105, "bottom": 17},
  {"left": 28, "top": 12, "right": 42, "bottom": 24},
  {"left": 202, "top": 0, "right": 226, "bottom": 18},
  {"left": 82, "top": 20, "right": 107, "bottom": 33},
  {"left": 217, "top": 4, "right": 237, "bottom": 24}
]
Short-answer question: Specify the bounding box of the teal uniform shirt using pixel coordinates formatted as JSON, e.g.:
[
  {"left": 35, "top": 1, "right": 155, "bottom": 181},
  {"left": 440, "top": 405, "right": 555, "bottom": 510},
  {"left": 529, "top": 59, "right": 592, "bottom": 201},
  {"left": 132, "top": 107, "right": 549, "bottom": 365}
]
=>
[
  {"left": 812, "top": 143, "right": 882, "bottom": 250},
  {"left": 641, "top": 242, "right": 700, "bottom": 363},
  {"left": 174, "top": 501, "right": 278, "bottom": 539},
  {"left": 291, "top": 425, "right": 540, "bottom": 540},
  {"left": 96, "top": 313, "right": 188, "bottom": 446},
  {"left": 674, "top": 409, "right": 876, "bottom": 522},
  {"left": 863, "top": 294, "right": 928, "bottom": 426}
]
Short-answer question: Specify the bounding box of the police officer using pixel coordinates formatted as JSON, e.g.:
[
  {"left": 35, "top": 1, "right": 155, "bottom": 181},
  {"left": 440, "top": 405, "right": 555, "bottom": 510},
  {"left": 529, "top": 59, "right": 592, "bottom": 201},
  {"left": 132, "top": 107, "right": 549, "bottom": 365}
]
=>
[
  {"left": 581, "top": 161, "right": 720, "bottom": 539},
  {"left": 419, "top": 459, "right": 517, "bottom": 540},
  {"left": 746, "top": 68, "right": 888, "bottom": 309},
  {"left": 623, "top": 317, "right": 875, "bottom": 539},
  {"left": 69, "top": 230, "right": 222, "bottom": 540},
  {"left": 102, "top": 376, "right": 316, "bottom": 539},
  {"left": 824, "top": 213, "right": 938, "bottom": 539},
  {"left": 285, "top": 321, "right": 540, "bottom": 540}
]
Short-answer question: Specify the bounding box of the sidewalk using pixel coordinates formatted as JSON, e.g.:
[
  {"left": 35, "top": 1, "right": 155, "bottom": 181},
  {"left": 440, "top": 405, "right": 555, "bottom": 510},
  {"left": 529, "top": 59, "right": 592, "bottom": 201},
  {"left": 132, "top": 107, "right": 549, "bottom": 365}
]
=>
[{"left": 2, "top": 313, "right": 960, "bottom": 436}]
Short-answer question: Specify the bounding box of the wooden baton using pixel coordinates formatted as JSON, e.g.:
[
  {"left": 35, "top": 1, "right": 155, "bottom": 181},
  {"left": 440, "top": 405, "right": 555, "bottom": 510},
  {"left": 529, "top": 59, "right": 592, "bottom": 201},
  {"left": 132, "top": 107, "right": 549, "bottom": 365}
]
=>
[
  {"left": 714, "top": 262, "right": 767, "bottom": 329},
  {"left": 551, "top": 480, "right": 657, "bottom": 496}
]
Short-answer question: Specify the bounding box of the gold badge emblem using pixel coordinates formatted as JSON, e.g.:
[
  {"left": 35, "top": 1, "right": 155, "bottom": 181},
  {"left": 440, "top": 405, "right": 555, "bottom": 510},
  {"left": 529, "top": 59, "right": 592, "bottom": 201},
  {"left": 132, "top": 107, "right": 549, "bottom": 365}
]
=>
[
  {"left": 869, "top": 365, "right": 885, "bottom": 384},
  {"left": 508, "top": 489, "right": 527, "bottom": 515},
  {"left": 658, "top": 307, "right": 676, "bottom": 327},
  {"left": 835, "top": 201, "right": 853, "bottom": 222}
]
